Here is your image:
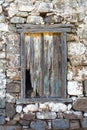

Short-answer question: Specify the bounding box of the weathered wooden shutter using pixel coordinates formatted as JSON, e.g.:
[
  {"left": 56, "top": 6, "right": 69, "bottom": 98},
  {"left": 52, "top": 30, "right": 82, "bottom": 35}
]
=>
[{"left": 25, "top": 32, "right": 63, "bottom": 97}]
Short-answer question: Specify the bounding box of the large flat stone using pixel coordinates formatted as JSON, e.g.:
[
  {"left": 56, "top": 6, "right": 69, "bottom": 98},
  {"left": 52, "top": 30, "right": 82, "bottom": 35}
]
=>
[
  {"left": 6, "top": 103, "right": 16, "bottom": 118},
  {"left": 81, "top": 118, "right": 87, "bottom": 128},
  {"left": 63, "top": 111, "right": 82, "bottom": 119},
  {"left": 0, "top": 126, "right": 21, "bottom": 130},
  {"left": 52, "top": 119, "right": 69, "bottom": 129},
  {"left": 23, "top": 113, "right": 35, "bottom": 120},
  {"left": 27, "top": 16, "right": 43, "bottom": 24},
  {"left": 10, "top": 17, "right": 26, "bottom": 23},
  {"left": 73, "top": 97, "right": 87, "bottom": 112},
  {"left": 36, "top": 112, "right": 57, "bottom": 119},
  {"left": 6, "top": 82, "right": 20, "bottom": 93},
  {"left": 70, "top": 120, "right": 80, "bottom": 129},
  {"left": 30, "top": 120, "right": 46, "bottom": 130}
]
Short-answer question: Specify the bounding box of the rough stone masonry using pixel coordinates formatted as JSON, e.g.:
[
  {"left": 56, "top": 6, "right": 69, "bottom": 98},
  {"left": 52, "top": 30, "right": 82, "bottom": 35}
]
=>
[{"left": 0, "top": 0, "right": 87, "bottom": 130}]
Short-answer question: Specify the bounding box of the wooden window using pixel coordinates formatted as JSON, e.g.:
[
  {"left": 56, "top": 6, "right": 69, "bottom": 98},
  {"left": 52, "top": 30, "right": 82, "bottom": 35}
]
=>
[{"left": 18, "top": 24, "right": 72, "bottom": 102}]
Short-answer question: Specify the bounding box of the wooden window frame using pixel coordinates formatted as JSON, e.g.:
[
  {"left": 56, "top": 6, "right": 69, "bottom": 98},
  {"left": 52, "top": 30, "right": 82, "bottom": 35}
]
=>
[{"left": 17, "top": 24, "right": 73, "bottom": 104}]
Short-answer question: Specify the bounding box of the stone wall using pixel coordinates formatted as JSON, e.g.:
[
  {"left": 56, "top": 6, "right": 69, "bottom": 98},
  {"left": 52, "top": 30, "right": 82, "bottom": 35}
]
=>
[{"left": 0, "top": 0, "right": 87, "bottom": 129}]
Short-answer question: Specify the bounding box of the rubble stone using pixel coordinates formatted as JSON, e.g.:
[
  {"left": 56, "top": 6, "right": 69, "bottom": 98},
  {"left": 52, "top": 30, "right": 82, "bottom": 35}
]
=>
[
  {"left": 23, "top": 113, "right": 35, "bottom": 120},
  {"left": 6, "top": 103, "right": 16, "bottom": 118},
  {"left": 27, "top": 16, "right": 44, "bottom": 24},
  {"left": 11, "top": 17, "right": 26, "bottom": 23},
  {"left": 36, "top": 112, "right": 57, "bottom": 119},
  {"left": 16, "top": 105, "right": 22, "bottom": 113},
  {"left": 63, "top": 111, "right": 82, "bottom": 119},
  {"left": 70, "top": 120, "right": 80, "bottom": 129}
]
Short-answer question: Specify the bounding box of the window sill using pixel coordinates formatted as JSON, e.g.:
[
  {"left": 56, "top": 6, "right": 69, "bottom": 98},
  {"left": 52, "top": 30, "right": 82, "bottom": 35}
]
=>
[{"left": 16, "top": 97, "right": 73, "bottom": 104}]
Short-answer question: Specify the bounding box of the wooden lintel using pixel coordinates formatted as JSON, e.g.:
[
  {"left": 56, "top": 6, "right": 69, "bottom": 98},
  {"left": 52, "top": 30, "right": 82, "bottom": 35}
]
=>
[
  {"left": 16, "top": 23, "right": 74, "bottom": 29},
  {"left": 17, "top": 27, "right": 71, "bottom": 33},
  {"left": 16, "top": 98, "right": 73, "bottom": 104}
]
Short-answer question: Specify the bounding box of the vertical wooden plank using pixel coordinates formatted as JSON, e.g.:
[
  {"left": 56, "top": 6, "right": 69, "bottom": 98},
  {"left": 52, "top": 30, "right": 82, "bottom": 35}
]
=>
[
  {"left": 20, "top": 32, "right": 26, "bottom": 99},
  {"left": 61, "top": 32, "right": 67, "bottom": 97}
]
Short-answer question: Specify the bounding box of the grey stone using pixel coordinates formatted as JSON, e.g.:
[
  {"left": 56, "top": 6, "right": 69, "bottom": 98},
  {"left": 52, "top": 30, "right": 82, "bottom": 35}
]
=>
[
  {"left": 10, "top": 17, "right": 26, "bottom": 23},
  {"left": 81, "top": 118, "right": 87, "bottom": 128},
  {"left": 16, "top": 12, "right": 28, "bottom": 17},
  {"left": 38, "top": 2, "right": 53, "bottom": 13},
  {"left": 8, "top": 3, "right": 18, "bottom": 18},
  {"left": 19, "top": 119, "right": 30, "bottom": 126},
  {"left": 0, "top": 109, "right": 5, "bottom": 116},
  {"left": 6, "top": 103, "right": 16, "bottom": 118},
  {"left": 63, "top": 111, "right": 82, "bottom": 119},
  {"left": 0, "top": 15, "right": 5, "bottom": 23},
  {"left": 19, "top": 5, "right": 34, "bottom": 12},
  {"left": 30, "top": 120, "right": 46, "bottom": 130},
  {"left": 73, "top": 97, "right": 87, "bottom": 112},
  {"left": 6, "top": 82, "right": 20, "bottom": 93},
  {"left": 0, "top": 5, "right": 2, "bottom": 13},
  {"left": 23, "top": 113, "right": 35, "bottom": 120},
  {"left": 0, "top": 116, "right": 5, "bottom": 124},
  {"left": 2, "top": 2, "right": 9, "bottom": 7},
  {"left": 70, "top": 120, "right": 80, "bottom": 129},
  {"left": 52, "top": 119, "right": 69, "bottom": 129},
  {"left": 0, "top": 99, "right": 5, "bottom": 108},
  {"left": 27, "top": 16, "right": 44, "bottom": 24},
  {"left": 36, "top": 112, "right": 57, "bottom": 119}
]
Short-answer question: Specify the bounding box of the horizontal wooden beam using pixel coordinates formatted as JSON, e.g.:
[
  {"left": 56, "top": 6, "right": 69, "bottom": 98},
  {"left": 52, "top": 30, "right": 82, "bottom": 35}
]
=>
[
  {"left": 17, "top": 27, "right": 71, "bottom": 33},
  {"left": 16, "top": 23, "right": 74, "bottom": 29},
  {"left": 16, "top": 98, "right": 73, "bottom": 104}
]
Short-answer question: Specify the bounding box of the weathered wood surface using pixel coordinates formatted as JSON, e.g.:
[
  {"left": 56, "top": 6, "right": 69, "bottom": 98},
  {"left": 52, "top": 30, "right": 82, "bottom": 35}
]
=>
[{"left": 25, "top": 32, "right": 65, "bottom": 97}]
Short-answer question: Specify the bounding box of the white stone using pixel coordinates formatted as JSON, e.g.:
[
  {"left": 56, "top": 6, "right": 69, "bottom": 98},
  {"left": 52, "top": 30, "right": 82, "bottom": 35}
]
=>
[
  {"left": 16, "top": 105, "right": 22, "bottom": 113},
  {"left": 27, "top": 16, "right": 44, "bottom": 24},
  {"left": 38, "top": 2, "right": 53, "bottom": 13},
  {"left": 27, "top": 104, "right": 38, "bottom": 112},
  {"left": 84, "top": 113, "right": 87, "bottom": 117},
  {"left": 39, "top": 103, "right": 48, "bottom": 111},
  {"left": 16, "top": 12, "right": 28, "bottom": 17},
  {"left": 71, "top": 96, "right": 77, "bottom": 102},
  {"left": 6, "top": 93, "right": 15, "bottom": 103},
  {"left": 0, "top": 79, "right": 6, "bottom": 88},
  {"left": 0, "top": 52, "right": 5, "bottom": 58},
  {"left": 23, "top": 106, "right": 28, "bottom": 113},
  {"left": 0, "top": 89, "right": 6, "bottom": 98},
  {"left": 19, "top": 5, "right": 34, "bottom": 12},
  {"left": 0, "top": 5, "right": 2, "bottom": 14},
  {"left": 0, "top": 0, "right": 4, "bottom": 5},
  {"left": 67, "top": 81, "right": 83, "bottom": 95},
  {"left": 8, "top": 3, "right": 18, "bottom": 17},
  {"left": 36, "top": 112, "right": 57, "bottom": 119},
  {"left": 67, "top": 104, "right": 72, "bottom": 110},
  {"left": 67, "top": 70, "right": 73, "bottom": 80},
  {"left": 68, "top": 42, "right": 86, "bottom": 56},
  {"left": 0, "top": 14, "right": 5, "bottom": 23},
  {"left": 10, "top": 17, "right": 26, "bottom": 23},
  {"left": 49, "top": 103, "right": 67, "bottom": 112},
  {"left": 0, "top": 23, "right": 8, "bottom": 31}
]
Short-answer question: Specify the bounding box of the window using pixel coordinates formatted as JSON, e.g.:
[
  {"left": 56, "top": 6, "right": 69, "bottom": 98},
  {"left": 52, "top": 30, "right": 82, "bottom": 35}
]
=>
[{"left": 18, "top": 24, "right": 71, "bottom": 102}]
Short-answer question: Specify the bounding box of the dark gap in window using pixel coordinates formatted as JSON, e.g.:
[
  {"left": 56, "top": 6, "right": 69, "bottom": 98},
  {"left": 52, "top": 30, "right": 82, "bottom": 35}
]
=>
[{"left": 26, "top": 69, "right": 33, "bottom": 98}]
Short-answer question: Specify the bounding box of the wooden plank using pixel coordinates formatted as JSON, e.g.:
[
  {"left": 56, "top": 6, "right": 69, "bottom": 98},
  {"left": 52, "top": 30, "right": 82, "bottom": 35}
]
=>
[
  {"left": 20, "top": 32, "right": 26, "bottom": 99},
  {"left": 17, "top": 28, "right": 71, "bottom": 33},
  {"left": 61, "top": 32, "right": 67, "bottom": 97},
  {"left": 16, "top": 23, "right": 73, "bottom": 29},
  {"left": 16, "top": 98, "right": 73, "bottom": 104}
]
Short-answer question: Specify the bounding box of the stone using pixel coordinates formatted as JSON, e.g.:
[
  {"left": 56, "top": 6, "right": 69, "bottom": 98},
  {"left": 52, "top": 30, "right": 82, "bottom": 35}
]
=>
[
  {"left": 6, "top": 82, "right": 20, "bottom": 93},
  {"left": 0, "top": 0, "right": 4, "bottom": 4},
  {"left": 38, "top": 2, "right": 53, "bottom": 13},
  {"left": 27, "top": 16, "right": 44, "bottom": 24},
  {"left": 0, "top": 99, "right": 5, "bottom": 108},
  {"left": 30, "top": 120, "right": 46, "bottom": 130},
  {"left": 10, "top": 17, "right": 26, "bottom": 23},
  {"left": 67, "top": 104, "right": 72, "bottom": 110},
  {"left": 0, "top": 5, "right": 2, "bottom": 14},
  {"left": 23, "top": 113, "right": 35, "bottom": 120},
  {"left": 0, "top": 52, "right": 5, "bottom": 58},
  {"left": 63, "top": 111, "right": 82, "bottom": 119},
  {"left": 67, "top": 33, "right": 79, "bottom": 42},
  {"left": 0, "top": 79, "right": 6, "bottom": 89},
  {"left": 16, "top": 12, "right": 28, "bottom": 17},
  {"left": 81, "top": 118, "right": 87, "bottom": 128},
  {"left": 36, "top": 112, "right": 57, "bottom": 119},
  {"left": 0, "top": 109, "right": 5, "bottom": 116},
  {"left": 0, "top": 116, "right": 5, "bottom": 124},
  {"left": 70, "top": 120, "right": 80, "bottom": 129},
  {"left": 0, "top": 126, "right": 21, "bottom": 130},
  {"left": 19, "top": 119, "right": 30, "bottom": 126},
  {"left": 50, "top": 103, "right": 67, "bottom": 112},
  {"left": 23, "top": 106, "right": 28, "bottom": 113},
  {"left": 6, "top": 120, "right": 17, "bottom": 125},
  {"left": 84, "top": 113, "right": 87, "bottom": 117},
  {"left": 5, "top": 0, "right": 14, "bottom": 2},
  {"left": 0, "top": 15, "right": 5, "bottom": 23},
  {"left": 26, "top": 104, "right": 38, "bottom": 112},
  {"left": 0, "top": 23, "right": 8, "bottom": 31},
  {"left": 6, "top": 93, "right": 15, "bottom": 103},
  {"left": 13, "top": 114, "right": 20, "bottom": 121},
  {"left": 52, "top": 119, "right": 69, "bottom": 129},
  {"left": 0, "top": 89, "right": 6, "bottom": 99},
  {"left": 44, "top": 15, "right": 63, "bottom": 24},
  {"left": 73, "top": 97, "right": 87, "bottom": 112},
  {"left": 67, "top": 81, "right": 83, "bottom": 95},
  {"left": 6, "top": 103, "right": 16, "bottom": 118},
  {"left": 68, "top": 42, "right": 86, "bottom": 56},
  {"left": 19, "top": 5, "right": 34, "bottom": 12},
  {"left": 8, "top": 3, "right": 18, "bottom": 17},
  {"left": 57, "top": 112, "right": 63, "bottom": 118},
  {"left": 16, "top": 105, "right": 22, "bottom": 113},
  {"left": 2, "top": 2, "right": 9, "bottom": 7}
]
